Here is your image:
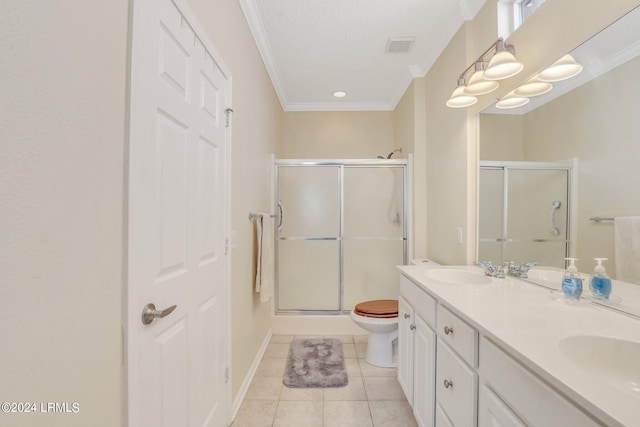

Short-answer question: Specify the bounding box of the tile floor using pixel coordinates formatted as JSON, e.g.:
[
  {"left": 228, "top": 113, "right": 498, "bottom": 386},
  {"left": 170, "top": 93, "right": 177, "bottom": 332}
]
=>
[{"left": 231, "top": 335, "right": 418, "bottom": 427}]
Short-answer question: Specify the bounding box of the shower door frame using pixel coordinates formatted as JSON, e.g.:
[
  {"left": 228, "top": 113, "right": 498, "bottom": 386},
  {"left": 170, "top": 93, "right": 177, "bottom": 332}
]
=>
[
  {"left": 274, "top": 159, "right": 409, "bottom": 315},
  {"left": 477, "top": 159, "right": 578, "bottom": 267}
]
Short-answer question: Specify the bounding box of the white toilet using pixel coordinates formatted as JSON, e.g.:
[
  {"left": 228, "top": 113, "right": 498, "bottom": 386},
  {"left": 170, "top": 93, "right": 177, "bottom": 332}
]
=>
[{"left": 350, "top": 299, "right": 399, "bottom": 368}]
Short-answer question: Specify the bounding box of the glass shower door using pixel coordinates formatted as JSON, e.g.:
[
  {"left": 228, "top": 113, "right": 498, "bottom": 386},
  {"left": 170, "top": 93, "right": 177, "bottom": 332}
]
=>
[
  {"left": 276, "top": 166, "right": 341, "bottom": 311},
  {"left": 343, "top": 166, "right": 406, "bottom": 310}
]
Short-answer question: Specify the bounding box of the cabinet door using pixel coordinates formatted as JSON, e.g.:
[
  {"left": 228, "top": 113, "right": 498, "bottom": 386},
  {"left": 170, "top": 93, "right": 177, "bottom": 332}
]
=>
[
  {"left": 436, "top": 340, "right": 478, "bottom": 427},
  {"left": 413, "top": 315, "right": 436, "bottom": 427},
  {"left": 435, "top": 403, "right": 454, "bottom": 427},
  {"left": 398, "top": 296, "right": 414, "bottom": 404},
  {"left": 479, "top": 383, "right": 526, "bottom": 427}
]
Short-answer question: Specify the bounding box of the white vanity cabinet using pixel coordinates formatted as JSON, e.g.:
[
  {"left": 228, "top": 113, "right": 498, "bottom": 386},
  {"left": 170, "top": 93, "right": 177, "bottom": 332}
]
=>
[
  {"left": 398, "top": 266, "right": 639, "bottom": 427},
  {"left": 398, "top": 276, "right": 437, "bottom": 427}
]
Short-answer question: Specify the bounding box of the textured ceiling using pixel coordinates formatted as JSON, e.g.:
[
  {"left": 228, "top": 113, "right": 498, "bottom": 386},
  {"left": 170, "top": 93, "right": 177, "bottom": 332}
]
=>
[{"left": 240, "top": 0, "right": 487, "bottom": 111}]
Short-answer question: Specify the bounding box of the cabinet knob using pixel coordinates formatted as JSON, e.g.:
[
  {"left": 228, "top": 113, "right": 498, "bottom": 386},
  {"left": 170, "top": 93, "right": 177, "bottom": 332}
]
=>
[
  {"left": 410, "top": 324, "right": 416, "bottom": 330},
  {"left": 404, "top": 313, "right": 411, "bottom": 319},
  {"left": 443, "top": 379, "right": 454, "bottom": 389},
  {"left": 444, "top": 326, "right": 454, "bottom": 335}
]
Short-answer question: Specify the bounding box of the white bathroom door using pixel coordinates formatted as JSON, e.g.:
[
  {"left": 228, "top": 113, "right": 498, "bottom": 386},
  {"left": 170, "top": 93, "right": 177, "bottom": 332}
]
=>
[{"left": 128, "top": 0, "right": 231, "bottom": 426}]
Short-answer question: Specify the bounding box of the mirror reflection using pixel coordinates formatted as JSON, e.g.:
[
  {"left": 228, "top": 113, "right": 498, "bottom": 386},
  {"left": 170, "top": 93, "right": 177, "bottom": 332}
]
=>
[{"left": 478, "top": 8, "right": 640, "bottom": 301}]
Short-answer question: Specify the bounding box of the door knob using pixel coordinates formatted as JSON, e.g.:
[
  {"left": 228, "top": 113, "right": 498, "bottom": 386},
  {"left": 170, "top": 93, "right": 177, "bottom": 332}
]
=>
[{"left": 142, "top": 303, "right": 177, "bottom": 325}]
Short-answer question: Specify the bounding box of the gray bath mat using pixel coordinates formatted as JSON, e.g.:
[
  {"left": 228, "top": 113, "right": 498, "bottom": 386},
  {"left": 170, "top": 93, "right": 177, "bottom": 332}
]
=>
[{"left": 283, "top": 338, "right": 348, "bottom": 388}]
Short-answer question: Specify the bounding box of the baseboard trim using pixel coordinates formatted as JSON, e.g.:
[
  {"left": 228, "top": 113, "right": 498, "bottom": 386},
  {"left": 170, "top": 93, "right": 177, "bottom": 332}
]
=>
[
  {"left": 230, "top": 329, "right": 272, "bottom": 421},
  {"left": 271, "top": 315, "right": 367, "bottom": 336}
]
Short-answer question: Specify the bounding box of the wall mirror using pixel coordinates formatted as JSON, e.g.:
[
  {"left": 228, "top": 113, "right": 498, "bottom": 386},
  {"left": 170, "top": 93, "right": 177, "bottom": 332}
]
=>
[{"left": 478, "top": 6, "right": 640, "bottom": 315}]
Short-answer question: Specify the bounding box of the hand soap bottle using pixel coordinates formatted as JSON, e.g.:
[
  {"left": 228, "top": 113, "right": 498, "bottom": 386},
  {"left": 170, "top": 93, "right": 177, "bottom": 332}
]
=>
[
  {"left": 562, "top": 258, "right": 583, "bottom": 301},
  {"left": 589, "top": 258, "right": 612, "bottom": 300}
]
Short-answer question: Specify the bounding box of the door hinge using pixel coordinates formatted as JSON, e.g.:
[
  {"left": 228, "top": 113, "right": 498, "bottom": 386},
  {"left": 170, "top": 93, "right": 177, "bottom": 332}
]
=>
[
  {"left": 225, "top": 108, "right": 233, "bottom": 128},
  {"left": 225, "top": 238, "right": 229, "bottom": 255},
  {"left": 224, "top": 367, "right": 230, "bottom": 383}
]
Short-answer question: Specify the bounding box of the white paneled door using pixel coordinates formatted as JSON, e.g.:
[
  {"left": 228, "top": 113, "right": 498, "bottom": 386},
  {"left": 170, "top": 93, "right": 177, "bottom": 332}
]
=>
[{"left": 128, "top": 0, "right": 231, "bottom": 426}]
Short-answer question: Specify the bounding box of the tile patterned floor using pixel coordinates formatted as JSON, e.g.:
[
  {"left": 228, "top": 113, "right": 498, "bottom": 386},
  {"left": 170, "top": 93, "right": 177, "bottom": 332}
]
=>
[{"left": 231, "top": 335, "right": 418, "bottom": 427}]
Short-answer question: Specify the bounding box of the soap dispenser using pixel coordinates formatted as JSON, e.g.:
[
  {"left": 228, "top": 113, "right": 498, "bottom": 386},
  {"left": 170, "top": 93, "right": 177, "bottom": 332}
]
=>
[
  {"left": 562, "top": 258, "right": 583, "bottom": 301},
  {"left": 589, "top": 258, "right": 612, "bottom": 300}
]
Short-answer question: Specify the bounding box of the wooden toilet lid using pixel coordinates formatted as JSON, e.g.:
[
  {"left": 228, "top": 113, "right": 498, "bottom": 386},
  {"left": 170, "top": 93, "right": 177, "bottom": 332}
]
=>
[{"left": 354, "top": 299, "right": 398, "bottom": 318}]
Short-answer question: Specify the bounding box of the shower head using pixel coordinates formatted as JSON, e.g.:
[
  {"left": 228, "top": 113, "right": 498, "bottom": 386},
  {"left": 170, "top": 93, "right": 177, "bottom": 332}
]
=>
[
  {"left": 386, "top": 148, "right": 402, "bottom": 159},
  {"left": 377, "top": 148, "right": 402, "bottom": 159}
]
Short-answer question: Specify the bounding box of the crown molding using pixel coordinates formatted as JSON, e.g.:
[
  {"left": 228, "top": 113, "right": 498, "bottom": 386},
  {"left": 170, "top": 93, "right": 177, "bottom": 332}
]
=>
[{"left": 238, "top": 0, "right": 288, "bottom": 107}]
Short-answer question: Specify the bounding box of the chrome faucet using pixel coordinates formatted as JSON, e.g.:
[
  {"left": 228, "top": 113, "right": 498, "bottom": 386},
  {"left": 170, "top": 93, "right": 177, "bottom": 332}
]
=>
[
  {"left": 506, "top": 261, "right": 539, "bottom": 279},
  {"left": 476, "top": 261, "right": 505, "bottom": 278}
]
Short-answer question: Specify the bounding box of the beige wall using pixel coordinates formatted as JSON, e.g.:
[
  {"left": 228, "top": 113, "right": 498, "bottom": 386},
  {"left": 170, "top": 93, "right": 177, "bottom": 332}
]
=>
[
  {"left": 0, "top": 1, "right": 128, "bottom": 426},
  {"left": 1, "top": 0, "right": 281, "bottom": 425},
  {"left": 394, "top": 80, "right": 428, "bottom": 258},
  {"left": 479, "top": 114, "right": 524, "bottom": 161},
  {"left": 393, "top": 81, "right": 415, "bottom": 156},
  {"left": 280, "top": 111, "right": 394, "bottom": 158},
  {"left": 419, "top": 1, "right": 498, "bottom": 266},
  {"left": 522, "top": 56, "right": 640, "bottom": 278}
]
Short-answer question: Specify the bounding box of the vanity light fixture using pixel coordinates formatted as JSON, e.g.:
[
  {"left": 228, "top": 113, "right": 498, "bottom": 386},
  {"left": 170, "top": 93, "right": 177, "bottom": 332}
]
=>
[
  {"left": 513, "top": 76, "right": 553, "bottom": 97},
  {"left": 484, "top": 39, "right": 524, "bottom": 80},
  {"left": 446, "top": 76, "right": 478, "bottom": 108},
  {"left": 495, "top": 92, "right": 530, "bottom": 109},
  {"left": 538, "top": 54, "right": 583, "bottom": 82},
  {"left": 333, "top": 91, "right": 347, "bottom": 98},
  {"left": 446, "top": 38, "right": 522, "bottom": 108},
  {"left": 464, "top": 61, "right": 500, "bottom": 96}
]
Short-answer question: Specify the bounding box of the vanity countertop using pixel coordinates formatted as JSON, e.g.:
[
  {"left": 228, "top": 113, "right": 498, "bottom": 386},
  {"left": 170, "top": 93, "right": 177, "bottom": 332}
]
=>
[{"left": 398, "top": 264, "right": 640, "bottom": 427}]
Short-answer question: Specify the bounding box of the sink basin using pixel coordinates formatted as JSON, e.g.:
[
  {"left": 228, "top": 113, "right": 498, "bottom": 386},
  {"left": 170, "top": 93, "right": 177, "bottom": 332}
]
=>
[
  {"left": 559, "top": 335, "right": 640, "bottom": 397},
  {"left": 423, "top": 268, "right": 492, "bottom": 285}
]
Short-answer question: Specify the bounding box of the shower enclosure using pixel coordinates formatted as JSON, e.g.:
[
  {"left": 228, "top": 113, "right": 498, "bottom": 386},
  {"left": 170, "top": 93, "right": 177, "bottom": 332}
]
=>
[
  {"left": 275, "top": 159, "right": 407, "bottom": 314},
  {"left": 478, "top": 160, "right": 574, "bottom": 268}
]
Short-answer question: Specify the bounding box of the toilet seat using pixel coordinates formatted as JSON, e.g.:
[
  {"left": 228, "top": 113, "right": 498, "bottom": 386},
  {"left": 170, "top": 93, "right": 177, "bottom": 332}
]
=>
[{"left": 353, "top": 299, "right": 398, "bottom": 318}]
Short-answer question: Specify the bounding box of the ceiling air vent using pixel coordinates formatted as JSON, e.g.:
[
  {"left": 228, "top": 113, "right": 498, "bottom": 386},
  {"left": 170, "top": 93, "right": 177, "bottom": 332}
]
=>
[{"left": 385, "top": 37, "right": 415, "bottom": 53}]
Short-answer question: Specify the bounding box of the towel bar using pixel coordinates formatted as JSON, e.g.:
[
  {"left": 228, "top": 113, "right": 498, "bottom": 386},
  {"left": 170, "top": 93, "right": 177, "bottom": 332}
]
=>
[{"left": 248, "top": 212, "right": 277, "bottom": 220}]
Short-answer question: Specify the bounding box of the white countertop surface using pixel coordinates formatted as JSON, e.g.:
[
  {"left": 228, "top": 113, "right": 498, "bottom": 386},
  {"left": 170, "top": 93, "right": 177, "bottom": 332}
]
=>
[{"left": 397, "top": 264, "right": 640, "bottom": 427}]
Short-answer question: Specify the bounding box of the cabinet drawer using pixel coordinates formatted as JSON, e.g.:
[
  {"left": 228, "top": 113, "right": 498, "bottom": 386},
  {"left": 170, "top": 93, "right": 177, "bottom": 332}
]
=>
[
  {"left": 400, "top": 275, "right": 437, "bottom": 328},
  {"left": 437, "top": 305, "right": 478, "bottom": 367},
  {"left": 480, "top": 337, "right": 601, "bottom": 427},
  {"left": 436, "top": 341, "right": 478, "bottom": 427}
]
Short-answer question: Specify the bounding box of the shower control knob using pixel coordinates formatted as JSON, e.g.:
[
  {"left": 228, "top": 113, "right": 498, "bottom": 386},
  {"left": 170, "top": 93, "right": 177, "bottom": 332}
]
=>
[{"left": 444, "top": 326, "right": 454, "bottom": 335}]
